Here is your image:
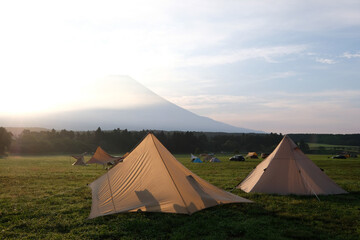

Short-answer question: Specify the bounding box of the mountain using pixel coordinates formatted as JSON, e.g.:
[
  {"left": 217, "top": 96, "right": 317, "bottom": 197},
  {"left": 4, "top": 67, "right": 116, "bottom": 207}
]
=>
[{"left": 0, "top": 76, "right": 262, "bottom": 133}]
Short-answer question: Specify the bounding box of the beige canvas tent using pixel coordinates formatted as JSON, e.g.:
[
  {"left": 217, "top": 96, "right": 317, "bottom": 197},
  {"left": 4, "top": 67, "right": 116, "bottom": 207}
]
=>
[
  {"left": 246, "top": 152, "right": 258, "bottom": 159},
  {"left": 237, "top": 135, "right": 347, "bottom": 195},
  {"left": 89, "top": 133, "right": 251, "bottom": 219},
  {"left": 87, "top": 146, "right": 123, "bottom": 165},
  {"left": 72, "top": 154, "right": 87, "bottom": 166}
]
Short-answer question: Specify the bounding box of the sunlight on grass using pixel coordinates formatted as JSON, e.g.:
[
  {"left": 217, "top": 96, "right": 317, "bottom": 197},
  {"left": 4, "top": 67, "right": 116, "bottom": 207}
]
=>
[{"left": 0, "top": 155, "right": 359, "bottom": 239}]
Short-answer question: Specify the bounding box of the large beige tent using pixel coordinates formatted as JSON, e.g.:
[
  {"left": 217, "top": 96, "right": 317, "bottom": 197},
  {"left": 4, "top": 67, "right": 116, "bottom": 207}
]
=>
[
  {"left": 237, "top": 135, "right": 347, "bottom": 195},
  {"left": 89, "top": 133, "right": 251, "bottom": 219},
  {"left": 87, "top": 146, "right": 123, "bottom": 165},
  {"left": 72, "top": 154, "right": 87, "bottom": 166}
]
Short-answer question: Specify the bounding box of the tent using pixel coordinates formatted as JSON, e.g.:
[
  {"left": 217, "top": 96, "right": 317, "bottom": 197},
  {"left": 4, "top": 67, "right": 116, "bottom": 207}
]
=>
[
  {"left": 72, "top": 153, "right": 87, "bottom": 166},
  {"left": 246, "top": 152, "right": 258, "bottom": 159},
  {"left": 237, "top": 135, "right": 348, "bottom": 195},
  {"left": 122, "top": 152, "right": 130, "bottom": 159},
  {"left": 111, "top": 152, "right": 130, "bottom": 168},
  {"left": 87, "top": 146, "right": 123, "bottom": 165},
  {"left": 191, "top": 154, "right": 202, "bottom": 163},
  {"left": 209, "top": 157, "right": 221, "bottom": 162},
  {"left": 89, "top": 133, "right": 251, "bottom": 218},
  {"left": 200, "top": 153, "right": 213, "bottom": 162}
]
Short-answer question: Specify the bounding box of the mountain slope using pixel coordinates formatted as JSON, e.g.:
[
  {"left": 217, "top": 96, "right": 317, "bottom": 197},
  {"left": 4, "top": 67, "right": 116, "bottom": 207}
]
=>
[{"left": 0, "top": 76, "right": 262, "bottom": 133}]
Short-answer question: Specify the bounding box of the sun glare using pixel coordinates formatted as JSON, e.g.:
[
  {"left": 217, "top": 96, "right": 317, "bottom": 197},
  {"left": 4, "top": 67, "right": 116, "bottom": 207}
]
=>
[
  {"left": 2, "top": 89, "right": 62, "bottom": 115},
  {"left": 0, "top": 75, "right": 164, "bottom": 115},
  {"left": 1, "top": 78, "right": 80, "bottom": 115}
]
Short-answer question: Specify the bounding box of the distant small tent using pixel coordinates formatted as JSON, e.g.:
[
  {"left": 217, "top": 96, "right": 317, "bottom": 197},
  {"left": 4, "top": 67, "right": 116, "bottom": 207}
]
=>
[
  {"left": 88, "top": 133, "right": 251, "bottom": 219},
  {"left": 200, "top": 153, "right": 213, "bottom": 162},
  {"left": 191, "top": 154, "right": 202, "bottom": 163},
  {"left": 237, "top": 135, "right": 348, "bottom": 196},
  {"left": 209, "top": 157, "right": 221, "bottom": 163},
  {"left": 246, "top": 152, "right": 258, "bottom": 159},
  {"left": 72, "top": 153, "right": 87, "bottom": 166},
  {"left": 87, "top": 147, "right": 123, "bottom": 165}
]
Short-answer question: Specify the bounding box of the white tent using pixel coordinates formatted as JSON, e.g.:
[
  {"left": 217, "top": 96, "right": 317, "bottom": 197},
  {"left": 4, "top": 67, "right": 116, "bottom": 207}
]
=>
[
  {"left": 89, "top": 133, "right": 251, "bottom": 218},
  {"left": 191, "top": 154, "right": 202, "bottom": 163},
  {"left": 237, "top": 135, "right": 347, "bottom": 195},
  {"left": 191, "top": 154, "right": 197, "bottom": 161}
]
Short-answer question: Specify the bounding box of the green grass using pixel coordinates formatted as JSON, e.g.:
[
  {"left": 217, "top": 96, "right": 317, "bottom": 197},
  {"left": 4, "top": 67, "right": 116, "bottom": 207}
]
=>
[{"left": 0, "top": 154, "right": 359, "bottom": 239}]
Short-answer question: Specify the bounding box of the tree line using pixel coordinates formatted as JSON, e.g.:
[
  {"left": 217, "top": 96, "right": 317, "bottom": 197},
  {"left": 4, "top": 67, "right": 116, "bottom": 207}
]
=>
[
  {"left": 288, "top": 134, "right": 360, "bottom": 146},
  {"left": 2, "top": 127, "right": 359, "bottom": 156},
  {"left": 0, "top": 127, "right": 12, "bottom": 156},
  {"left": 5, "top": 128, "right": 283, "bottom": 155}
]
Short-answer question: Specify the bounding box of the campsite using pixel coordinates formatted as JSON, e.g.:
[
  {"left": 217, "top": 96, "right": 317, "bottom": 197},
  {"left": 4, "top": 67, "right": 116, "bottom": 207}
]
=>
[
  {"left": 1, "top": 1, "right": 360, "bottom": 239},
  {"left": 1, "top": 149, "right": 359, "bottom": 239}
]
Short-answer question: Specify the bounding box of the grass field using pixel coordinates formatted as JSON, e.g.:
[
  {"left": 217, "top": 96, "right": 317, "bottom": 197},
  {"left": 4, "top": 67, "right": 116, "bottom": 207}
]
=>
[{"left": 0, "top": 154, "right": 359, "bottom": 239}]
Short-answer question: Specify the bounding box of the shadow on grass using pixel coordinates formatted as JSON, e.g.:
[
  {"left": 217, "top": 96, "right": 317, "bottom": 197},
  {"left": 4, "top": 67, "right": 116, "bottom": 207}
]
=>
[
  {"left": 82, "top": 201, "right": 344, "bottom": 240},
  {"left": 3, "top": 193, "right": 358, "bottom": 240}
]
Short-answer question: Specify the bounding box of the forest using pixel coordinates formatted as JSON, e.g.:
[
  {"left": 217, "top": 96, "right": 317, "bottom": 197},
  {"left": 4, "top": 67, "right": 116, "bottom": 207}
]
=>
[
  {"left": 5, "top": 128, "right": 283, "bottom": 155},
  {"left": 2, "top": 127, "right": 360, "bottom": 155}
]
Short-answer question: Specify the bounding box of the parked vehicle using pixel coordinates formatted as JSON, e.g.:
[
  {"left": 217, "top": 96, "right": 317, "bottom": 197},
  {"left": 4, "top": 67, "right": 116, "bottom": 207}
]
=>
[{"left": 229, "top": 155, "right": 245, "bottom": 161}]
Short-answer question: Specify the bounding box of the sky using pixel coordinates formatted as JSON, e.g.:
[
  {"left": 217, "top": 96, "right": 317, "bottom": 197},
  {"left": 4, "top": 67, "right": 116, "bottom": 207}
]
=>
[{"left": 0, "top": 0, "right": 359, "bottom": 134}]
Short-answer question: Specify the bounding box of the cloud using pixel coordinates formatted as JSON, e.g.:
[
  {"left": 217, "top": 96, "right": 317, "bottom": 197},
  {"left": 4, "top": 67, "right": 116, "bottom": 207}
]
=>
[
  {"left": 168, "top": 95, "right": 256, "bottom": 110},
  {"left": 179, "top": 45, "right": 307, "bottom": 67},
  {"left": 0, "top": 0, "right": 359, "bottom": 133},
  {"left": 342, "top": 52, "right": 360, "bottom": 58},
  {"left": 277, "top": 90, "right": 360, "bottom": 99},
  {"left": 316, "top": 58, "right": 336, "bottom": 64},
  {"left": 167, "top": 90, "right": 360, "bottom": 133}
]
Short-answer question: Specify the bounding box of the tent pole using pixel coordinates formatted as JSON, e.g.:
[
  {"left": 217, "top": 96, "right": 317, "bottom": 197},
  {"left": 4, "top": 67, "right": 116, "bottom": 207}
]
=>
[
  {"left": 311, "top": 188, "right": 321, "bottom": 201},
  {"left": 106, "top": 171, "right": 117, "bottom": 212}
]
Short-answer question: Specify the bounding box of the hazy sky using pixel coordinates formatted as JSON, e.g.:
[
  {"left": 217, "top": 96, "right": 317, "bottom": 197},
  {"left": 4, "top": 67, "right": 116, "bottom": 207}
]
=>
[{"left": 1, "top": 0, "right": 359, "bottom": 133}]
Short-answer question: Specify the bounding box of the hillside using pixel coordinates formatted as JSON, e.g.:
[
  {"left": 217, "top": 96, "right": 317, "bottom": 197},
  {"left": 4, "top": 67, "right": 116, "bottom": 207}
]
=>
[{"left": 0, "top": 76, "right": 261, "bottom": 133}]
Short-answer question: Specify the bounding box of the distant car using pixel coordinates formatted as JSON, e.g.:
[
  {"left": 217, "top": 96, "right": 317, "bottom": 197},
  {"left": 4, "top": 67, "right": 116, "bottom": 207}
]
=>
[
  {"left": 229, "top": 155, "right": 245, "bottom": 161},
  {"left": 332, "top": 155, "right": 347, "bottom": 159}
]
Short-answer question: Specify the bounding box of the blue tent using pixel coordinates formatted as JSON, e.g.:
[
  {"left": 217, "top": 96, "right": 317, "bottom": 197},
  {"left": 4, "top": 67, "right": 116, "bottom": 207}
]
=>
[
  {"left": 209, "top": 157, "right": 221, "bottom": 162},
  {"left": 191, "top": 154, "right": 203, "bottom": 163},
  {"left": 192, "top": 158, "right": 203, "bottom": 163}
]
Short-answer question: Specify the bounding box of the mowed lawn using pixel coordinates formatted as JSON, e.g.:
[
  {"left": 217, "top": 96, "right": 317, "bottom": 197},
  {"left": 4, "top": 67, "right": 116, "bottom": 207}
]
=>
[{"left": 0, "top": 154, "right": 359, "bottom": 240}]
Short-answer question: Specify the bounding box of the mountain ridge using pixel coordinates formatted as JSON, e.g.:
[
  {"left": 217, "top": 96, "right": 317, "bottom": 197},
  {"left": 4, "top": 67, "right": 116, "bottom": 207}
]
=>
[{"left": 0, "top": 76, "right": 263, "bottom": 133}]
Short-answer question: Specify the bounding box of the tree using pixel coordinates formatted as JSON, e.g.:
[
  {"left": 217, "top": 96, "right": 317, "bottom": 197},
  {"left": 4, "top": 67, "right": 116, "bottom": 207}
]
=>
[
  {"left": 298, "top": 139, "right": 310, "bottom": 153},
  {"left": 0, "top": 127, "right": 12, "bottom": 156}
]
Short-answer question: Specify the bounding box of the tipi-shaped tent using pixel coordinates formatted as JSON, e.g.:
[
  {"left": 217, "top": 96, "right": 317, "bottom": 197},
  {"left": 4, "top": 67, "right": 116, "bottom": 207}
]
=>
[
  {"left": 87, "top": 146, "right": 123, "bottom": 165},
  {"left": 237, "top": 135, "right": 347, "bottom": 195},
  {"left": 89, "top": 133, "right": 251, "bottom": 218},
  {"left": 72, "top": 154, "right": 87, "bottom": 166}
]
